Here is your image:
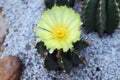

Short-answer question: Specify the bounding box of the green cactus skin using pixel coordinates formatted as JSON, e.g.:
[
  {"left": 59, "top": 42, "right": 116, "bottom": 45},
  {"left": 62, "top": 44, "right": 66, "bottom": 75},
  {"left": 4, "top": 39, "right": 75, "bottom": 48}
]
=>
[
  {"left": 82, "top": 0, "right": 120, "bottom": 36},
  {"left": 36, "top": 40, "right": 89, "bottom": 74},
  {"left": 82, "top": 0, "right": 98, "bottom": 33},
  {"left": 106, "top": 0, "right": 120, "bottom": 34},
  {"left": 45, "top": 0, "right": 75, "bottom": 9}
]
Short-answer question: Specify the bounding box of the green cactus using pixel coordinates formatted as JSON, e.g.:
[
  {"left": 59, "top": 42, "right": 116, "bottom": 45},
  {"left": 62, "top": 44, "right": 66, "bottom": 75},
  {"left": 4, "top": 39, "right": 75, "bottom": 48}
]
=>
[
  {"left": 45, "top": 0, "right": 75, "bottom": 9},
  {"left": 82, "top": 0, "right": 120, "bottom": 36},
  {"left": 36, "top": 40, "right": 89, "bottom": 74}
]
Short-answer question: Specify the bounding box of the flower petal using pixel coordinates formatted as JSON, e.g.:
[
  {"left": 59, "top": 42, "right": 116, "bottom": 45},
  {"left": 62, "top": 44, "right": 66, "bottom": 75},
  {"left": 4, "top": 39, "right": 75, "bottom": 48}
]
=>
[
  {"left": 35, "top": 6, "right": 81, "bottom": 53},
  {"left": 37, "top": 19, "right": 52, "bottom": 32}
]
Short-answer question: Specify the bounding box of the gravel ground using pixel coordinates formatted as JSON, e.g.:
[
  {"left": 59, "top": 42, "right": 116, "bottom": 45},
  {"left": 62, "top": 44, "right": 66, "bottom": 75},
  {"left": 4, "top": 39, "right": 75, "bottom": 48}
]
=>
[{"left": 0, "top": 0, "right": 120, "bottom": 80}]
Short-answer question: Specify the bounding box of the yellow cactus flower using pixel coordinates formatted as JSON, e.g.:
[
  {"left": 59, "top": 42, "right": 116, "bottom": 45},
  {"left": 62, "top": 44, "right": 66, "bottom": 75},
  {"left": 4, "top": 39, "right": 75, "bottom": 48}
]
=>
[{"left": 35, "top": 6, "right": 81, "bottom": 53}]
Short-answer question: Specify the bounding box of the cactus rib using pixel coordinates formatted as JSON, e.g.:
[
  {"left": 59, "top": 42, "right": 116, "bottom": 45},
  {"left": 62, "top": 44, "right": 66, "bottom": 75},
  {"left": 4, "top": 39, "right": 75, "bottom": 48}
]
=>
[
  {"left": 82, "top": 0, "right": 98, "bottom": 33},
  {"left": 106, "top": 0, "right": 120, "bottom": 34},
  {"left": 82, "top": 0, "right": 120, "bottom": 36},
  {"left": 96, "top": 0, "right": 106, "bottom": 36}
]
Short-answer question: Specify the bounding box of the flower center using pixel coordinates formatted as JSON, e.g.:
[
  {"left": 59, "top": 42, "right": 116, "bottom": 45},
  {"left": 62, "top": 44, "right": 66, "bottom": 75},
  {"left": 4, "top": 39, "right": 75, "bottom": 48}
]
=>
[{"left": 56, "top": 29, "right": 64, "bottom": 38}]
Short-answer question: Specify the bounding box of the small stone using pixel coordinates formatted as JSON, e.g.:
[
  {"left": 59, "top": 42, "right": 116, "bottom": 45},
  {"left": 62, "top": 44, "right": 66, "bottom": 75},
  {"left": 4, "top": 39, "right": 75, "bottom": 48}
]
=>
[
  {"left": 96, "top": 67, "right": 100, "bottom": 71},
  {"left": 25, "top": 44, "right": 31, "bottom": 51},
  {"left": 0, "top": 56, "right": 23, "bottom": 80}
]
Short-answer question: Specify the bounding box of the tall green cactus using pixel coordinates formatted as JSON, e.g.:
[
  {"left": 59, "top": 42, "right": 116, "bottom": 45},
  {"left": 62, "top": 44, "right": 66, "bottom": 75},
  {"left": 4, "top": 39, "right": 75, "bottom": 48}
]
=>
[{"left": 82, "top": 0, "right": 120, "bottom": 36}]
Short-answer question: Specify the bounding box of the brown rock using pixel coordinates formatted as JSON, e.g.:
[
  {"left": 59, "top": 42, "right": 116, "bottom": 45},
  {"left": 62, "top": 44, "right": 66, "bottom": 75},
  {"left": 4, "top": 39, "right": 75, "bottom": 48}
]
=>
[
  {"left": 0, "top": 56, "right": 23, "bottom": 80},
  {"left": 0, "top": 7, "right": 8, "bottom": 52}
]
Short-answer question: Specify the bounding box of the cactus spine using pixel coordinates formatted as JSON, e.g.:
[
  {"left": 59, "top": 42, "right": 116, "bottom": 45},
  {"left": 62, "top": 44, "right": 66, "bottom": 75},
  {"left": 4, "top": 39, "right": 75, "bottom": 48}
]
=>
[{"left": 82, "top": 0, "right": 120, "bottom": 36}]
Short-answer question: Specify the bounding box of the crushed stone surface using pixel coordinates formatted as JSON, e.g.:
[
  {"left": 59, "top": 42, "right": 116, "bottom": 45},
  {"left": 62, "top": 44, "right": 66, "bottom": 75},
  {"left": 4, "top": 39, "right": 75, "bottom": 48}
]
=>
[{"left": 0, "top": 0, "right": 120, "bottom": 80}]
